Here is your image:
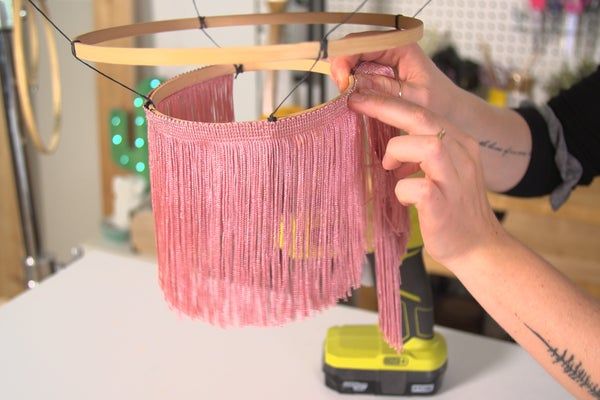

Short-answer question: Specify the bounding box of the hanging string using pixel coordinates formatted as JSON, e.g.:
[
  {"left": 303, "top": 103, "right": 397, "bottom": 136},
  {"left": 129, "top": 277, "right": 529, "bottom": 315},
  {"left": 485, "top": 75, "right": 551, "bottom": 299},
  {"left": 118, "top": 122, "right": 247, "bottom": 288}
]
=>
[
  {"left": 267, "top": 0, "right": 370, "bottom": 122},
  {"left": 26, "top": 0, "right": 434, "bottom": 116},
  {"left": 25, "top": 0, "right": 154, "bottom": 106},
  {"left": 413, "top": 0, "right": 433, "bottom": 17},
  {"left": 191, "top": 0, "right": 244, "bottom": 78},
  {"left": 192, "top": 0, "right": 221, "bottom": 48},
  {"left": 267, "top": 0, "right": 434, "bottom": 122}
]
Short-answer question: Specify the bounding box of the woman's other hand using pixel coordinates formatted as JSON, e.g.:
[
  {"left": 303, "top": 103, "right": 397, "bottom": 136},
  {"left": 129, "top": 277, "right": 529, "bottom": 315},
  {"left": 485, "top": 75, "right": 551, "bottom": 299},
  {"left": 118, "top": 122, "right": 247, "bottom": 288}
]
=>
[{"left": 349, "top": 86, "right": 507, "bottom": 266}]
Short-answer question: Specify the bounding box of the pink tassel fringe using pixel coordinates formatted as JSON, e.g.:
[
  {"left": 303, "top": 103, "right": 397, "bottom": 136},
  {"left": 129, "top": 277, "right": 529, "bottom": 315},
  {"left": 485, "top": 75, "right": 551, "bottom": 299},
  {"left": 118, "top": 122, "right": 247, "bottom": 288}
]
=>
[{"left": 145, "top": 63, "right": 409, "bottom": 350}]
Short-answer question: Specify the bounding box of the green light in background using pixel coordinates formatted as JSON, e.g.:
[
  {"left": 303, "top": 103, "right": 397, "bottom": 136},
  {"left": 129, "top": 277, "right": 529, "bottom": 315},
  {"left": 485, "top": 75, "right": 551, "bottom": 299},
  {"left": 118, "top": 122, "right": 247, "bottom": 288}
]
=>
[
  {"left": 150, "top": 78, "right": 161, "bottom": 89},
  {"left": 135, "top": 162, "right": 146, "bottom": 172},
  {"left": 133, "top": 97, "right": 144, "bottom": 108},
  {"left": 120, "top": 155, "right": 130, "bottom": 165},
  {"left": 135, "top": 116, "right": 145, "bottom": 126},
  {"left": 134, "top": 137, "right": 145, "bottom": 148},
  {"left": 111, "top": 116, "right": 121, "bottom": 126},
  {"left": 112, "top": 134, "right": 123, "bottom": 145}
]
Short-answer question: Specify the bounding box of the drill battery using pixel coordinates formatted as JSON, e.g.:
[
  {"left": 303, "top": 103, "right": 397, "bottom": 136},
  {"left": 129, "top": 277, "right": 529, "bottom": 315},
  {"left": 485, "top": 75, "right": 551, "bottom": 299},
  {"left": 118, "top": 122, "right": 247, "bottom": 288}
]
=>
[{"left": 323, "top": 325, "right": 447, "bottom": 395}]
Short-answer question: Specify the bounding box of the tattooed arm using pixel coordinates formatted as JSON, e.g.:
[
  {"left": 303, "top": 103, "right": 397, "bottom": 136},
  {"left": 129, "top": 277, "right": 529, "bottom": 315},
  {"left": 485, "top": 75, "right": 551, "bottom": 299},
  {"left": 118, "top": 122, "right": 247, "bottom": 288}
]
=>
[
  {"left": 443, "top": 90, "right": 533, "bottom": 192},
  {"left": 434, "top": 89, "right": 600, "bottom": 395},
  {"left": 527, "top": 324, "right": 600, "bottom": 398},
  {"left": 448, "top": 233, "right": 600, "bottom": 400},
  {"left": 345, "top": 86, "right": 600, "bottom": 399}
]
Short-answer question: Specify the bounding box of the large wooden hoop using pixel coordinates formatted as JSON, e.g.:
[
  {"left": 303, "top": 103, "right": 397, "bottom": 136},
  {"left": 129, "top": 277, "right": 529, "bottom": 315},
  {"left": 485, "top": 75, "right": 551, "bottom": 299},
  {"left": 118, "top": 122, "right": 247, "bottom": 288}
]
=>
[
  {"left": 74, "top": 12, "right": 423, "bottom": 66},
  {"left": 13, "top": 0, "right": 62, "bottom": 154}
]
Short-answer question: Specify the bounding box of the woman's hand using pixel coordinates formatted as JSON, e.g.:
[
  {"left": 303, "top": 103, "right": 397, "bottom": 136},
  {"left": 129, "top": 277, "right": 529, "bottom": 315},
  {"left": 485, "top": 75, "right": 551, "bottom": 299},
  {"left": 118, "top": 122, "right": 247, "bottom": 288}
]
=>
[
  {"left": 340, "top": 44, "right": 600, "bottom": 400},
  {"left": 349, "top": 87, "right": 508, "bottom": 266},
  {"left": 331, "top": 36, "right": 461, "bottom": 122},
  {"left": 349, "top": 87, "right": 600, "bottom": 400},
  {"left": 331, "top": 37, "right": 534, "bottom": 193}
]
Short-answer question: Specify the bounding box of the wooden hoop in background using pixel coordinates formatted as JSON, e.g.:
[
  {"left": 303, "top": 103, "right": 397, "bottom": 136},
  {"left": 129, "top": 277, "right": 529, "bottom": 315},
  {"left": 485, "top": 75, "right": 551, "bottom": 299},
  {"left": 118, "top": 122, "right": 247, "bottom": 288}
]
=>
[
  {"left": 25, "top": 2, "right": 40, "bottom": 86},
  {"left": 13, "top": 0, "right": 62, "bottom": 154},
  {"left": 74, "top": 12, "right": 423, "bottom": 66}
]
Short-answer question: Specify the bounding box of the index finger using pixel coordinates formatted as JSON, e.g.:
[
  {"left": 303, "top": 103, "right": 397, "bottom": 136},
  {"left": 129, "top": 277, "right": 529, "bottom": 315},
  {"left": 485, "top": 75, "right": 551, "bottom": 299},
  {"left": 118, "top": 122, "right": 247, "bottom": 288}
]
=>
[
  {"left": 349, "top": 90, "right": 441, "bottom": 136},
  {"left": 383, "top": 135, "right": 458, "bottom": 185},
  {"left": 348, "top": 90, "right": 473, "bottom": 147}
]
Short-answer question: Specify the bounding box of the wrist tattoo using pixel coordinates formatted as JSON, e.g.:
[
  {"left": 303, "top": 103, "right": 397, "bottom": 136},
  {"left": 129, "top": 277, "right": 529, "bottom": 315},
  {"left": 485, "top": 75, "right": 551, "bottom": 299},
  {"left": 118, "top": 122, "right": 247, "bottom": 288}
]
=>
[
  {"left": 479, "top": 140, "right": 531, "bottom": 157},
  {"left": 525, "top": 323, "right": 600, "bottom": 399}
]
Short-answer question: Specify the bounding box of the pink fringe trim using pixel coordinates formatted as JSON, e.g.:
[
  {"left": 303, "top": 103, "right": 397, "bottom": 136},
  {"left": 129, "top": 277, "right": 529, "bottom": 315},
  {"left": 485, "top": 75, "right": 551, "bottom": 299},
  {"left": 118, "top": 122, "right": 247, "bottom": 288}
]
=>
[{"left": 145, "top": 63, "right": 409, "bottom": 350}]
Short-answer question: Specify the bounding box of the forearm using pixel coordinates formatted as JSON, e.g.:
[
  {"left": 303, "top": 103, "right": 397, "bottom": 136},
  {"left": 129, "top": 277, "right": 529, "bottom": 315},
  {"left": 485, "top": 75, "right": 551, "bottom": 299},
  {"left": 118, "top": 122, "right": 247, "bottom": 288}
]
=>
[
  {"left": 446, "top": 234, "right": 600, "bottom": 399},
  {"left": 348, "top": 72, "right": 600, "bottom": 398},
  {"left": 447, "top": 89, "right": 532, "bottom": 192}
]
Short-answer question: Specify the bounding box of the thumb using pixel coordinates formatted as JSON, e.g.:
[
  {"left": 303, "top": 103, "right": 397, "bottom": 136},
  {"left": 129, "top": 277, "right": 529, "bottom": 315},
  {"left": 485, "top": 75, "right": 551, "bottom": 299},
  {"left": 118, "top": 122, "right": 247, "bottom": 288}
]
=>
[{"left": 330, "top": 58, "right": 352, "bottom": 92}]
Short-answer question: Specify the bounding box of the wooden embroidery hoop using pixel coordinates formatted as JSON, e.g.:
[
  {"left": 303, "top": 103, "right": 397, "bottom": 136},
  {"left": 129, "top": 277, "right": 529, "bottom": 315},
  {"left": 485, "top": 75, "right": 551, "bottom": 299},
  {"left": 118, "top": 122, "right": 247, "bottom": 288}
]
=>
[
  {"left": 73, "top": 12, "right": 423, "bottom": 66},
  {"left": 13, "top": 0, "right": 62, "bottom": 154}
]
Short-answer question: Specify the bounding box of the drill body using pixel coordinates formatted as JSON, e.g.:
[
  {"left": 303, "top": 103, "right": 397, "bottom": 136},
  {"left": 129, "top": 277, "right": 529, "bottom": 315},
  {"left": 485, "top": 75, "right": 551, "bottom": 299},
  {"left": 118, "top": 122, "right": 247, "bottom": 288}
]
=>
[{"left": 323, "top": 209, "right": 448, "bottom": 396}]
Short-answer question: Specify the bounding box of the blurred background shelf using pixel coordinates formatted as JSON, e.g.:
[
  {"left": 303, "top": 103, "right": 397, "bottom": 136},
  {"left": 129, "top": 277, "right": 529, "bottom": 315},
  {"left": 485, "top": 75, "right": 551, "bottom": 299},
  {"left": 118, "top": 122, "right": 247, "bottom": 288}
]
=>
[{"left": 424, "top": 180, "right": 600, "bottom": 300}]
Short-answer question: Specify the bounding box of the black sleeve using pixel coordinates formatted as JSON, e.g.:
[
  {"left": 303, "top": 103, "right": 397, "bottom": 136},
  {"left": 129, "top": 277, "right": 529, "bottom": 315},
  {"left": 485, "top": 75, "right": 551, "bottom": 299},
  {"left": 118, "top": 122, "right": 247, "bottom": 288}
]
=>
[
  {"left": 503, "top": 66, "right": 600, "bottom": 197},
  {"left": 503, "top": 107, "right": 561, "bottom": 197}
]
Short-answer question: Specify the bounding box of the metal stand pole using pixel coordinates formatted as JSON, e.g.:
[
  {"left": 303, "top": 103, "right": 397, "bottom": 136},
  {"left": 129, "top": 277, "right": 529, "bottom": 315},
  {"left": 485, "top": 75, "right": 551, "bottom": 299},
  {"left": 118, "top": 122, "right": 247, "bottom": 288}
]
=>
[
  {"left": 307, "top": 0, "right": 327, "bottom": 108},
  {"left": 0, "top": 0, "right": 55, "bottom": 288}
]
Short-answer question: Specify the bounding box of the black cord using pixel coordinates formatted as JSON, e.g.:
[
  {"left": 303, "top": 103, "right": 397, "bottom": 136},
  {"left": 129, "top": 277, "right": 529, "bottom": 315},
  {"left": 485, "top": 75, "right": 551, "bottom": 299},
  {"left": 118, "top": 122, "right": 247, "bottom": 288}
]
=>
[
  {"left": 26, "top": 0, "right": 154, "bottom": 106},
  {"left": 26, "top": 0, "right": 153, "bottom": 105},
  {"left": 268, "top": 0, "right": 435, "bottom": 122},
  {"left": 413, "top": 0, "right": 433, "bottom": 17},
  {"left": 26, "top": 0, "right": 69, "bottom": 42},
  {"left": 192, "top": 0, "right": 222, "bottom": 48},
  {"left": 192, "top": 0, "right": 244, "bottom": 79},
  {"left": 27, "top": 0, "right": 435, "bottom": 117},
  {"left": 234, "top": 63, "right": 244, "bottom": 78},
  {"left": 267, "top": 0, "right": 369, "bottom": 122}
]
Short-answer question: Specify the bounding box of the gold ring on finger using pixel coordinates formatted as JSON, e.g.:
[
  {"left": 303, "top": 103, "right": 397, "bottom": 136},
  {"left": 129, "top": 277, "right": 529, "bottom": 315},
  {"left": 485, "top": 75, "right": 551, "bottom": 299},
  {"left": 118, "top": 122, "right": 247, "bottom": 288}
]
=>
[{"left": 437, "top": 128, "right": 446, "bottom": 140}]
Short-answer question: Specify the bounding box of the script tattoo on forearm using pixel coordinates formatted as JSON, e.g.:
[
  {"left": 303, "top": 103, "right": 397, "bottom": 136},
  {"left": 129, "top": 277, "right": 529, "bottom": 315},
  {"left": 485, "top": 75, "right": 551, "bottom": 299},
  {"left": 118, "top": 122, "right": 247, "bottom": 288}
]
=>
[
  {"left": 479, "top": 140, "right": 531, "bottom": 157},
  {"left": 525, "top": 324, "right": 600, "bottom": 399}
]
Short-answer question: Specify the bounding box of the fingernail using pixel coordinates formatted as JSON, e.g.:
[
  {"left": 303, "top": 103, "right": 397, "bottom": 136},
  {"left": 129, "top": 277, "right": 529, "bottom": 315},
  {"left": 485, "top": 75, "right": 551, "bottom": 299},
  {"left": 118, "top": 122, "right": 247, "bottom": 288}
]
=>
[{"left": 381, "top": 154, "right": 393, "bottom": 169}]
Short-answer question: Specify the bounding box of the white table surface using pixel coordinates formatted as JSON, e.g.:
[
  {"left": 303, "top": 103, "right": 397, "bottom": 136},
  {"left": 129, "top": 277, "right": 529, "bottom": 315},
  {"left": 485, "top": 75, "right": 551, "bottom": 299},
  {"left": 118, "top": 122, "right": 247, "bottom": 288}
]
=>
[{"left": 0, "top": 250, "right": 570, "bottom": 399}]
